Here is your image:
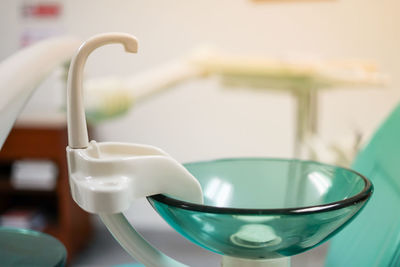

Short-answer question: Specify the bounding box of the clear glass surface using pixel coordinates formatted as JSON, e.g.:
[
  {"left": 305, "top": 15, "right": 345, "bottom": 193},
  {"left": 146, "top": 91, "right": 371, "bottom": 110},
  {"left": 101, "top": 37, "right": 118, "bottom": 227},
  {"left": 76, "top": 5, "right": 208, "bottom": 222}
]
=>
[
  {"left": 148, "top": 158, "right": 372, "bottom": 260},
  {"left": 0, "top": 227, "right": 67, "bottom": 267}
]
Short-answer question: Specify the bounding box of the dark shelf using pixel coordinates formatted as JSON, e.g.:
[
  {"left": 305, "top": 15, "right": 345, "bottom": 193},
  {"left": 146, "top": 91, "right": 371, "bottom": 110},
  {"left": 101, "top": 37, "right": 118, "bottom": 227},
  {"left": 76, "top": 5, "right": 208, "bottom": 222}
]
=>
[{"left": 0, "top": 124, "right": 92, "bottom": 263}]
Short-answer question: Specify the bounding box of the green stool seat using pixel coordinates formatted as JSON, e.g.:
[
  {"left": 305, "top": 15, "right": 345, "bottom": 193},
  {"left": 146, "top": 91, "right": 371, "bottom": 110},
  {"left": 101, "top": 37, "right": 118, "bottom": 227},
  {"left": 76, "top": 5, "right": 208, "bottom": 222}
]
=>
[{"left": 0, "top": 227, "right": 67, "bottom": 267}]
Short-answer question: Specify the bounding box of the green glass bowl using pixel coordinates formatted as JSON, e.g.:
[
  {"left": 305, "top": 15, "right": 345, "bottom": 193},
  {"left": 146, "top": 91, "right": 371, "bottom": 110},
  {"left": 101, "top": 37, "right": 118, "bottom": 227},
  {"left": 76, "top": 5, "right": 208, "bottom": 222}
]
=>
[{"left": 148, "top": 158, "right": 372, "bottom": 260}]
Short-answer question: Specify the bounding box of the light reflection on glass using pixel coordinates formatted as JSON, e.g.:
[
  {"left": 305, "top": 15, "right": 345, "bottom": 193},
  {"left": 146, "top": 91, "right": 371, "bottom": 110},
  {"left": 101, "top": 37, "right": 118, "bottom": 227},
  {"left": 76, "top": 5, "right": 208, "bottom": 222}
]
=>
[
  {"left": 204, "top": 177, "right": 233, "bottom": 207},
  {"left": 233, "top": 215, "right": 280, "bottom": 223},
  {"left": 308, "top": 171, "right": 332, "bottom": 195},
  {"left": 202, "top": 222, "right": 215, "bottom": 233}
]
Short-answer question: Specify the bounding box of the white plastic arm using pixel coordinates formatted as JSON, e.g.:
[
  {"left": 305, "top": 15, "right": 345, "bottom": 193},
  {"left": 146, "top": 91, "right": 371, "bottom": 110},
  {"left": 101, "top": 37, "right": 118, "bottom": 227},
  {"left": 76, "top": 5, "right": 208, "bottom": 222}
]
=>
[
  {"left": 127, "top": 60, "right": 204, "bottom": 102},
  {"left": 0, "top": 36, "right": 81, "bottom": 148},
  {"left": 100, "top": 213, "right": 187, "bottom": 267}
]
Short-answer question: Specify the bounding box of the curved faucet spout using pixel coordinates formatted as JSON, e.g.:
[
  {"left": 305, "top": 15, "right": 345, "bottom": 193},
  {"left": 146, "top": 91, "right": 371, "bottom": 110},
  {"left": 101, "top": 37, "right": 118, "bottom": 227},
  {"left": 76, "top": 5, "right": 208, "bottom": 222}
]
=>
[{"left": 67, "top": 33, "right": 138, "bottom": 149}]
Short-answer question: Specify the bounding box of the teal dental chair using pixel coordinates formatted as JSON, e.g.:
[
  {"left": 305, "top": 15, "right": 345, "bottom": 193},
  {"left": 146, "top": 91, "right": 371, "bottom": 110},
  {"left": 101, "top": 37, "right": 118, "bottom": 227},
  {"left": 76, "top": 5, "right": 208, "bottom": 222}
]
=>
[{"left": 325, "top": 103, "right": 400, "bottom": 266}]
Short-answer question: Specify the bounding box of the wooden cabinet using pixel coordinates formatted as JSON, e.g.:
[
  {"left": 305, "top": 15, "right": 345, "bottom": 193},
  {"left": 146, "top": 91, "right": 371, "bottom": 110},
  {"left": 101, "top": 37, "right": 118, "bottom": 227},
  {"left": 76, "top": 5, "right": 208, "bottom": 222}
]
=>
[{"left": 0, "top": 123, "right": 92, "bottom": 262}]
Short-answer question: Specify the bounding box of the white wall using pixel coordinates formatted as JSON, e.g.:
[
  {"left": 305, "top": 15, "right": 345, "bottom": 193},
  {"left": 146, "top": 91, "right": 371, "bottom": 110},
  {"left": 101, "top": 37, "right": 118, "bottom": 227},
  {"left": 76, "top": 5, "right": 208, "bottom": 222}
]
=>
[{"left": 1, "top": 0, "right": 399, "bottom": 229}]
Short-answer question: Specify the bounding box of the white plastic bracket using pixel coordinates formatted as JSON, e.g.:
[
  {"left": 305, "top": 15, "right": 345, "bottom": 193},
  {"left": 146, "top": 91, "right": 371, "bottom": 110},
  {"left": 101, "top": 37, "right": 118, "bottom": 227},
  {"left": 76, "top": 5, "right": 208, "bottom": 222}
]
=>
[{"left": 67, "top": 141, "right": 202, "bottom": 213}]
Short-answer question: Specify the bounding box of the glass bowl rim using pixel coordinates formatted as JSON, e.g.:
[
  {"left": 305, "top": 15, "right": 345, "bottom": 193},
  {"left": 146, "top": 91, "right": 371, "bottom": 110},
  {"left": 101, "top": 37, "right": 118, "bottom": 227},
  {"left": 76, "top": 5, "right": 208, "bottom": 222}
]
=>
[{"left": 148, "top": 157, "right": 373, "bottom": 215}]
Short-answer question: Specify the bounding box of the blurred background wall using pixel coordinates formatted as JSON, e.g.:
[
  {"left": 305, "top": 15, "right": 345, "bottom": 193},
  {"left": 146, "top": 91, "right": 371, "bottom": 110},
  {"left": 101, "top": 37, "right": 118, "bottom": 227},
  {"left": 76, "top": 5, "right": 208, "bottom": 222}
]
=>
[{"left": 0, "top": 0, "right": 399, "bottom": 229}]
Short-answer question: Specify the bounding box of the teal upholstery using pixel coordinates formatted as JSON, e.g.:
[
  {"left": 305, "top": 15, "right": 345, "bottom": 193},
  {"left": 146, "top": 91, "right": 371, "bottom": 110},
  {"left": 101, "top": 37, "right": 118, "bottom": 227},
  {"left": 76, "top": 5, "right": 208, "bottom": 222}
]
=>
[{"left": 326, "top": 104, "right": 400, "bottom": 266}]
